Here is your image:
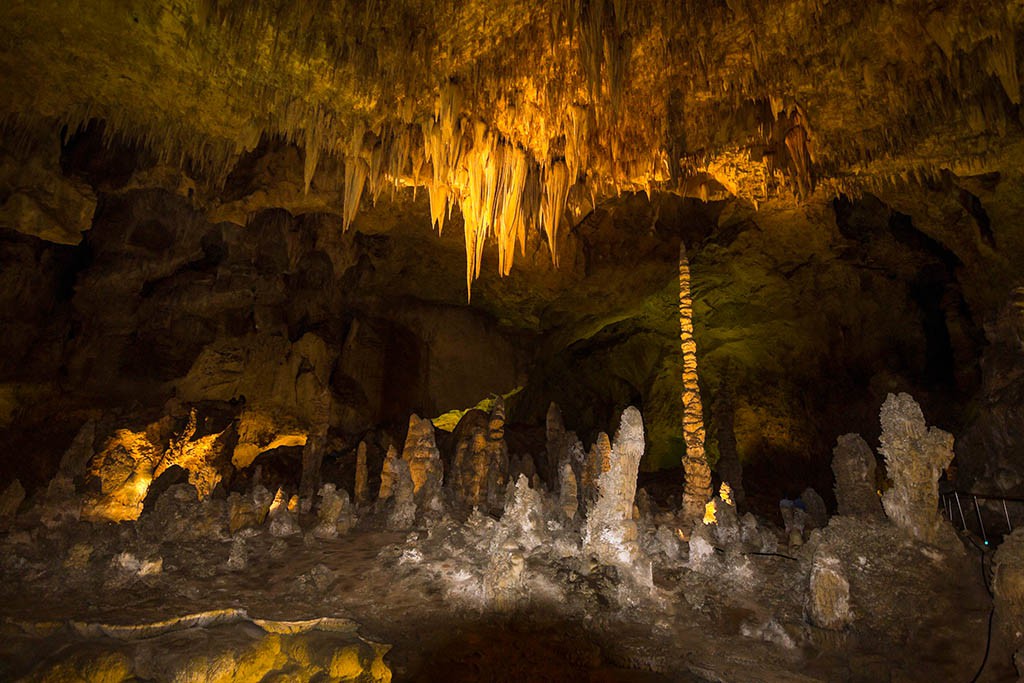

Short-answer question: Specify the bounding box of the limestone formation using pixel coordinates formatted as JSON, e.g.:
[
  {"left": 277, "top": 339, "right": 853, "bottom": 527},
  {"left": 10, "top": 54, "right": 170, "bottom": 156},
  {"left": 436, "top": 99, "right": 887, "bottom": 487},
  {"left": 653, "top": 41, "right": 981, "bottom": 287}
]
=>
[
  {"left": 994, "top": 529, "right": 1024, "bottom": 655},
  {"left": 227, "top": 493, "right": 260, "bottom": 534},
  {"left": 313, "top": 483, "right": 355, "bottom": 539},
  {"left": 780, "top": 501, "right": 808, "bottom": 547},
  {"left": 38, "top": 421, "right": 96, "bottom": 527},
  {"left": 581, "top": 432, "right": 611, "bottom": 508},
  {"left": 497, "top": 475, "right": 546, "bottom": 552},
  {"left": 401, "top": 414, "right": 443, "bottom": 505},
  {"left": 679, "top": 242, "right": 712, "bottom": 529},
  {"left": 299, "top": 433, "right": 327, "bottom": 509},
  {"left": 801, "top": 487, "right": 829, "bottom": 530},
  {"left": 251, "top": 484, "right": 274, "bottom": 525},
  {"left": 378, "top": 445, "right": 399, "bottom": 502},
  {"left": 584, "top": 407, "right": 647, "bottom": 573},
  {"left": 808, "top": 553, "right": 852, "bottom": 631},
  {"left": 386, "top": 458, "right": 416, "bottom": 531},
  {"left": 450, "top": 400, "right": 510, "bottom": 512},
  {"left": 832, "top": 433, "right": 883, "bottom": 517},
  {"left": 878, "top": 393, "right": 955, "bottom": 543},
  {"left": 227, "top": 537, "right": 247, "bottom": 571},
  {"left": 354, "top": 441, "right": 370, "bottom": 506},
  {"left": 545, "top": 402, "right": 570, "bottom": 486},
  {"left": 267, "top": 488, "right": 300, "bottom": 537},
  {"left": 155, "top": 409, "right": 231, "bottom": 500},
  {"left": 81, "top": 426, "right": 166, "bottom": 522},
  {"left": 559, "top": 461, "right": 579, "bottom": 521}
]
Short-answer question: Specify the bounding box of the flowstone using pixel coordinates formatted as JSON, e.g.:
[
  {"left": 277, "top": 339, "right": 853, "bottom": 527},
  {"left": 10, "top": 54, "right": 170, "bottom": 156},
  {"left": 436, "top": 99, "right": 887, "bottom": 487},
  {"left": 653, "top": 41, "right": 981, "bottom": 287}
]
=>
[
  {"left": 832, "top": 433, "right": 883, "bottom": 516},
  {"left": 807, "top": 552, "right": 852, "bottom": 630},
  {"left": 878, "top": 393, "right": 954, "bottom": 544}
]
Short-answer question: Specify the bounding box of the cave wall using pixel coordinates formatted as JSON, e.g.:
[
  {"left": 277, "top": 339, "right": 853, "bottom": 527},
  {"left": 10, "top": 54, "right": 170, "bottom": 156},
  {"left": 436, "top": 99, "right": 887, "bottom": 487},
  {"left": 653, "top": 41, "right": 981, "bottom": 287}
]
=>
[{"left": 1, "top": 129, "right": 1023, "bottom": 501}]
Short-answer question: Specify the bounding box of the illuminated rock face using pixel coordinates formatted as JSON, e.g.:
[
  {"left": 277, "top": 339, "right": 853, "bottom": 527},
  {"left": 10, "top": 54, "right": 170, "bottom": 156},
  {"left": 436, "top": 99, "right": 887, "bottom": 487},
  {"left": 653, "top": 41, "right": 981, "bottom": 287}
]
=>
[
  {"left": 832, "top": 433, "right": 883, "bottom": 517},
  {"left": 81, "top": 427, "right": 166, "bottom": 522},
  {"left": 155, "top": 409, "right": 231, "bottom": 500},
  {"left": 878, "top": 393, "right": 955, "bottom": 544}
]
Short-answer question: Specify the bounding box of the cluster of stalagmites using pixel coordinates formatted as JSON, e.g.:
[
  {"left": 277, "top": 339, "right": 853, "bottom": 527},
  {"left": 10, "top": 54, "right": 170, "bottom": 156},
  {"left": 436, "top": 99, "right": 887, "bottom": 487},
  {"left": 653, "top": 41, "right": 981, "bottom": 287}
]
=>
[{"left": 0, "top": 389, "right": 981, "bottom": 643}]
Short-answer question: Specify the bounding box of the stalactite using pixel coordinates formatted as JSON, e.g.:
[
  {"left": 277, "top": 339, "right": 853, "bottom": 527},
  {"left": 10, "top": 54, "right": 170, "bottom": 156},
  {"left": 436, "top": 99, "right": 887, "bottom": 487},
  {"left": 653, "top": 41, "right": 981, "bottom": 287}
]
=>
[
  {"left": 679, "top": 241, "right": 711, "bottom": 530},
  {"left": 541, "top": 159, "right": 571, "bottom": 267}
]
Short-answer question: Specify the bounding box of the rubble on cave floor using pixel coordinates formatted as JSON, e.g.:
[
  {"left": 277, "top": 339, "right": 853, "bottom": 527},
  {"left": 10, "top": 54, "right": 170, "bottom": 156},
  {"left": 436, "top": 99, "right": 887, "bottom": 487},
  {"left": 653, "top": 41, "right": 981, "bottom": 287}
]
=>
[{"left": 0, "top": 399, "right": 1004, "bottom": 682}]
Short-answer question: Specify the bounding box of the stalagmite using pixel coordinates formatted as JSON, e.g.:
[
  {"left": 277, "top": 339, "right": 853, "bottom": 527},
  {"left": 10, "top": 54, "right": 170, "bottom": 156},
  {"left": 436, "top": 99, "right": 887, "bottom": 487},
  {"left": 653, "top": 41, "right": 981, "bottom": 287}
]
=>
[
  {"left": 878, "top": 393, "right": 954, "bottom": 544},
  {"left": 299, "top": 434, "right": 326, "bottom": 510},
  {"left": 401, "top": 414, "right": 443, "bottom": 506},
  {"left": 581, "top": 432, "right": 611, "bottom": 508},
  {"left": 832, "top": 433, "right": 883, "bottom": 516},
  {"left": 679, "top": 241, "right": 711, "bottom": 530},
  {"left": 378, "top": 445, "right": 399, "bottom": 502},
  {"left": 559, "top": 461, "right": 579, "bottom": 520},
  {"left": 545, "top": 402, "right": 569, "bottom": 489},
  {"left": 354, "top": 441, "right": 369, "bottom": 506},
  {"left": 584, "top": 407, "right": 648, "bottom": 580},
  {"left": 313, "top": 483, "right": 355, "bottom": 539},
  {"left": 386, "top": 458, "right": 416, "bottom": 530},
  {"left": 450, "top": 399, "right": 510, "bottom": 513},
  {"left": 267, "top": 488, "right": 300, "bottom": 537}
]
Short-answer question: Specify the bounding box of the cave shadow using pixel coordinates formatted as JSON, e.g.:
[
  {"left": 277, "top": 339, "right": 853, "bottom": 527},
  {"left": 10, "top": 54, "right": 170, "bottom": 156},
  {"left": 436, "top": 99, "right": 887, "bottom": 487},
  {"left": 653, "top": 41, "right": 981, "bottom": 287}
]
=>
[{"left": 395, "top": 613, "right": 694, "bottom": 683}]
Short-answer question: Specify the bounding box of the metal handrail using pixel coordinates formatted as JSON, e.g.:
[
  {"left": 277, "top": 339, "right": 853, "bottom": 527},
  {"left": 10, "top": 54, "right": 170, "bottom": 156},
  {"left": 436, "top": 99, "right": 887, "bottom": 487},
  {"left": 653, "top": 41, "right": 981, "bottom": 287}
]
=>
[{"left": 941, "top": 490, "right": 1017, "bottom": 546}]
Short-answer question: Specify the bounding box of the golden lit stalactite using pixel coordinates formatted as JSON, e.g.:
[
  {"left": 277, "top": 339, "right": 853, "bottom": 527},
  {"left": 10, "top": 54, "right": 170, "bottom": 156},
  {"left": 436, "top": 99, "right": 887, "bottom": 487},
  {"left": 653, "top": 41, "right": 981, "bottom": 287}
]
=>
[
  {"left": 541, "top": 159, "right": 571, "bottom": 267},
  {"left": 679, "top": 241, "right": 712, "bottom": 529}
]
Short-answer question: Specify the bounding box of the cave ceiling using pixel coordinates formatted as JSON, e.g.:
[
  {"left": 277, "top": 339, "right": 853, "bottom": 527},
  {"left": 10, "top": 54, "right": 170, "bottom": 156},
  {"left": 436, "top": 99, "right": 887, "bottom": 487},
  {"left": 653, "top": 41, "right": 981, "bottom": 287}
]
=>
[{"left": 2, "top": 0, "right": 1022, "bottom": 290}]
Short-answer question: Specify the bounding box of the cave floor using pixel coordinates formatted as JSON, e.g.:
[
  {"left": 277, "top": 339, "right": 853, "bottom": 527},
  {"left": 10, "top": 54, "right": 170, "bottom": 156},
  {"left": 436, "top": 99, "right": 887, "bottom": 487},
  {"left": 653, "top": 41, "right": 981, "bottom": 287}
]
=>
[{"left": 0, "top": 509, "right": 1002, "bottom": 683}]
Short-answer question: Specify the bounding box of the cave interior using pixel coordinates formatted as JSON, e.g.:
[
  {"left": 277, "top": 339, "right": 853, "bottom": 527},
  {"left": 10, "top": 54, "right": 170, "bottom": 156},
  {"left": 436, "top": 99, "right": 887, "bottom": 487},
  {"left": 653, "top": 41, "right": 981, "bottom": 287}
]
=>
[{"left": 2, "top": 1, "right": 1024, "bottom": 681}]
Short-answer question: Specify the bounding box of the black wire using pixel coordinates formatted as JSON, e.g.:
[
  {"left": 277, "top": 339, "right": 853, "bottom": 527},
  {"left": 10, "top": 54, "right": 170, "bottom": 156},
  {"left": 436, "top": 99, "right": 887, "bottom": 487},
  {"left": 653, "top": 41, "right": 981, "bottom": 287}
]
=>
[
  {"left": 965, "top": 534, "right": 994, "bottom": 683},
  {"left": 743, "top": 551, "right": 798, "bottom": 562}
]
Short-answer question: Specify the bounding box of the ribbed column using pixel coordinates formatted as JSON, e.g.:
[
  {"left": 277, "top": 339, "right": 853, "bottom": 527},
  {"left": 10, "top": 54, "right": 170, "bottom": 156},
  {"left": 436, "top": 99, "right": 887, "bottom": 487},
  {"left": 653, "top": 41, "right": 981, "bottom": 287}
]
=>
[{"left": 679, "top": 241, "right": 712, "bottom": 528}]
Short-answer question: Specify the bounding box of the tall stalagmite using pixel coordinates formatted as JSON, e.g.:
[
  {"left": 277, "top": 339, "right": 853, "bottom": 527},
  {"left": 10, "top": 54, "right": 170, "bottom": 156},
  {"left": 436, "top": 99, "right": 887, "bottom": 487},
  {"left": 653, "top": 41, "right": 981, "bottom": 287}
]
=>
[{"left": 679, "top": 241, "right": 712, "bottom": 529}]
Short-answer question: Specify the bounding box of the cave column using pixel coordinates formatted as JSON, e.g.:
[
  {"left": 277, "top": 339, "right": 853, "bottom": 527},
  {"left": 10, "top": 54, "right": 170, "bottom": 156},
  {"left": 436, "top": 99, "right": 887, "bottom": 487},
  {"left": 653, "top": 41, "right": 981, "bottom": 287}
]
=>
[{"left": 679, "top": 241, "right": 712, "bottom": 529}]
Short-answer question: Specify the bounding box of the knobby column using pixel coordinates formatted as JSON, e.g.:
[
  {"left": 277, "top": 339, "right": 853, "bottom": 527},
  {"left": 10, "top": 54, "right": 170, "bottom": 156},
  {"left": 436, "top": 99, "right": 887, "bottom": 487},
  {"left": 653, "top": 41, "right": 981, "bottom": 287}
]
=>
[{"left": 679, "top": 241, "right": 711, "bottom": 529}]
